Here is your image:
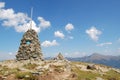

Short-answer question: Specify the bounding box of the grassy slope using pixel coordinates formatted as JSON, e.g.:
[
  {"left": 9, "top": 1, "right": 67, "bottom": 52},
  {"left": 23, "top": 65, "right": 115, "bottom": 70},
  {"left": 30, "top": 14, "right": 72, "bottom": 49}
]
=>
[
  {"left": 0, "top": 61, "right": 120, "bottom": 80},
  {"left": 71, "top": 62, "right": 120, "bottom": 80}
]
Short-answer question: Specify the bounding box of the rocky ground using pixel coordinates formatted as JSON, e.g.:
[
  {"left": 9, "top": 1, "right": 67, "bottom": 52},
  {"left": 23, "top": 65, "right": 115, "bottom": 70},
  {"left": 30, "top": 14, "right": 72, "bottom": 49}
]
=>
[{"left": 0, "top": 59, "right": 120, "bottom": 80}]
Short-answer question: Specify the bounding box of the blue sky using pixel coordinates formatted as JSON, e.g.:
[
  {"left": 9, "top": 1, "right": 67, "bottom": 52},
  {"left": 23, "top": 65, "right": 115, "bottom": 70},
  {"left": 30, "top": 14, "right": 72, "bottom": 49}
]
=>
[{"left": 0, "top": 0, "right": 120, "bottom": 60}]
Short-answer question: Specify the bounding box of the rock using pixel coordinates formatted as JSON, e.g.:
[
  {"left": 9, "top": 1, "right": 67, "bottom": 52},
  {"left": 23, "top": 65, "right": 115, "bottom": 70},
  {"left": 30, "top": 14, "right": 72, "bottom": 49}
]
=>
[
  {"left": 0, "top": 75, "right": 3, "bottom": 80},
  {"left": 96, "top": 77, "right": 104, "bottom": 80},
  {"left": 87, "top": 64, "right": 96, "bottom": 70},
  {"left": 25, "top": 75, "right": 30, "bottom": 78},
  {"left": 16, "top": 29, "right": 43, "bottom": 61},
  {"left": 112, "top": 68, "right": 120, "bottom": 74},
  {"left": 4, "top": 71, "right": 9, "bottom": 76},
  {"left": 31, "top": 72, "right": 40, "bottom": 76}
]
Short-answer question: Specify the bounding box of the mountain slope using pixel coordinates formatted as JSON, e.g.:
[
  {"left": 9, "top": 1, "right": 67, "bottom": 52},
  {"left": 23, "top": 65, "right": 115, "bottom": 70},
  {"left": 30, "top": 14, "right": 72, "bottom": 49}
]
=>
[{"left": 67, "top": 53, "right": 120, "bottom": 68}]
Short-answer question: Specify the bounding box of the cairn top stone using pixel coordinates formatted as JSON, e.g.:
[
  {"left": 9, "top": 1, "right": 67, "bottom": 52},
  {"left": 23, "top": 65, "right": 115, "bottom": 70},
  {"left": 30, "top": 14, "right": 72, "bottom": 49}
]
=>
[{"left": 16, "top": 29, "right": 43, "bottom": 61}]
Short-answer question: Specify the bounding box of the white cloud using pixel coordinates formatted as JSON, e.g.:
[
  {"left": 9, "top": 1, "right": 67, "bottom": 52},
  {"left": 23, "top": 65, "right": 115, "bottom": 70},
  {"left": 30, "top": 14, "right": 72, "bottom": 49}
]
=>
[
  {"left": 38, "top": 17, "right": 51, "bottom": 29},
  {"left": 97, "top": 42, "right": 112, "bottom": 47},
  {"left": 118, "top": 38, "right": 120, "bottom": 42},
  {"left": 8, "top": 52, "right": 13, "bottom": 55},
  {"left": 0, "top": 8, "right": 29, "bottom": 27},
  {"left": 0, "top": 2, "right": 5, "bottom": 8},
  {"left": 65, "top": 51, "right": 86, "bottom": 58},
  {"left": 86, "top": 26, "right": 102, "bottom": 41},
  {"left": 41, "top": 40, "right": 59, "bottom": 47},
  {"left": 54, "top": 31, "right": 65, "bottom": 39},
  {"left": 15, "top": 20, "right": 40, "bottom": 33},
  {"left": 69, "top": 36, "right": 74, "bottom": 39},
  {"left": 0, "top": 51, "right": 16, "bottom": 60},
  {"left": 0, "top": 2, "right": 51, "bottom": 33},
  {"left": 65, "top": 23, "right": 74, "bottom": 31}
]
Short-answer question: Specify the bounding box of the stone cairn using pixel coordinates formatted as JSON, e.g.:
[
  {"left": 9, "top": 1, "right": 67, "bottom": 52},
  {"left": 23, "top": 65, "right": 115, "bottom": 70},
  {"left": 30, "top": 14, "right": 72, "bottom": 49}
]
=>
[
  {"left": 54, "top": 53, "right": 65, "bottom": 60},
  {"left": 16, "top": 29, "right": 43, "bottom": 61}
]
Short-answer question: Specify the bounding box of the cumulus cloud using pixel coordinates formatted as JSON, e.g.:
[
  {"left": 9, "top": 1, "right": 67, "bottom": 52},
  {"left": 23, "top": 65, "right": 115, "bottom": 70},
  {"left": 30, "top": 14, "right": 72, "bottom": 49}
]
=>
[
  {"left": 54, "top": 31, "right": 65, "bottom": 39},
  {"left": 97, "top": 42, "right": 112, "bottom": 47},
  {"left": 38, "top": 17, "right": 51, "bottom": 29},
  {"left": 15, "top": 20, "right": 40, "bottom": 32},
  {"left": 86, "top": 26, "right": 102, "bottom": 41},
  {"left": 41, "top": 40, "right": 59, "bottom": 47},
  {"left": 65, "top": 23, "right": 74, "bottom": 31},
  {"left": 0, "top": 2, "right": 51, "bottom": 33}
]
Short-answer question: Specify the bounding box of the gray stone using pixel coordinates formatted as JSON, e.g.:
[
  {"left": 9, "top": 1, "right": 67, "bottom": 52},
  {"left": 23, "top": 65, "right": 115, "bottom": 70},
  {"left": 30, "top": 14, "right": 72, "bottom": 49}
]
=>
[
  {"left": 31, "top": 72, "right": 40, "bottom": 75},
  {"left": 87, "top": 64, "right": 96, "bottom": 70},
  {"left": 16, "top": 29, "right": 43, "bottom": 61}
]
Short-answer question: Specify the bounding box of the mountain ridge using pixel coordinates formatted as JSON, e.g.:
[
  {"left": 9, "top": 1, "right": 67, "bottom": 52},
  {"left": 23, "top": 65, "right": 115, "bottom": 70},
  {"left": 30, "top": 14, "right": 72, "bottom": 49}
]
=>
[{"left": 66, "top": 53, "right": 120, "bottom": 68}]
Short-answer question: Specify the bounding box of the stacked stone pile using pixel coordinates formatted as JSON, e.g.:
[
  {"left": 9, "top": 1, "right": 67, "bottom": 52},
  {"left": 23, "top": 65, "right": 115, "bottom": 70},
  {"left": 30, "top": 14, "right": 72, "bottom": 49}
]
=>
[
  {"left": 54, "top": 53, "right": 65, "bottom": 60},
  {"left": 16, "top": 29, "right": 43, "bottom": 61}
]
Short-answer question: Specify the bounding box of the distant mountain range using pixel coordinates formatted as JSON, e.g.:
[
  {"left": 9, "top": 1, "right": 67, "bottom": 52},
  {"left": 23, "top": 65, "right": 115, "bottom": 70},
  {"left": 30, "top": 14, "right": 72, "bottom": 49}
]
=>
[{"left": 66, "top": 53, "right": 120, "bottom": 69}]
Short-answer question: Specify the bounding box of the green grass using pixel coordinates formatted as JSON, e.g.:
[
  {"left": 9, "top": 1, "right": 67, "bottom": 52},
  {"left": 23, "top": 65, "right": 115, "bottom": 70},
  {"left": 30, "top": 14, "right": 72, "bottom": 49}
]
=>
[
  {"left": 71, "top": 62, "right": 102, "bottom": 80},
  {"left": 15, "top": 72, "right": 38, "bottom": 80},
  {"left": 72, "top": 67, "right": 101, "bottom": 80},
  {"left": 102, "top": 70, "right": 120, "bottom": 80},
  {"left": 0, "top": 66, "right": 19, "bottom": 76},
  {"left": 71, "top": 62, "right": 120, "bottom": 80},
  {"left": 71, "top": 61, "right": 87, "bottom": 65},
  {"left": 23, "top": 63, "right": 38, "bottom": 69}
]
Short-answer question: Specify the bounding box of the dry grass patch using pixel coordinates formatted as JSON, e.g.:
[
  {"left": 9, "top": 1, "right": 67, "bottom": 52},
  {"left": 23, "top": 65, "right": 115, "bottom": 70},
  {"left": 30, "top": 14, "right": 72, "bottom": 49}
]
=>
[{"left": 23, "top": 63, "right": 38, "bottom": 69}]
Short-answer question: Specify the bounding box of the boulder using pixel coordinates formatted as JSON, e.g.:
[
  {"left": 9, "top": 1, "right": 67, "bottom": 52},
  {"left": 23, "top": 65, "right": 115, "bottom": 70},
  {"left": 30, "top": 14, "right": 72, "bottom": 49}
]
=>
[{"left": 87, "top": 64, "right": 96, "bottom": 70}]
